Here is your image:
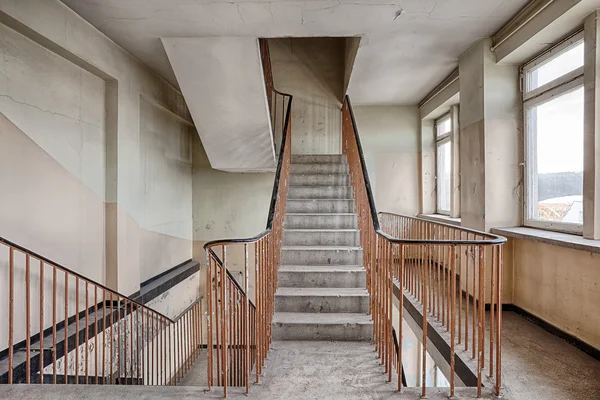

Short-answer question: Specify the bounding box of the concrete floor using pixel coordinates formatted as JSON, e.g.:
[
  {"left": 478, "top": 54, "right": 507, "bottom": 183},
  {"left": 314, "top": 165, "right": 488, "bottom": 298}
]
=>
[
  {"left": 2, "top": 312, "right": 599, "bottom": 399},
  {"left": 500, "top": 312, "right": 600, "bottom": 400}
]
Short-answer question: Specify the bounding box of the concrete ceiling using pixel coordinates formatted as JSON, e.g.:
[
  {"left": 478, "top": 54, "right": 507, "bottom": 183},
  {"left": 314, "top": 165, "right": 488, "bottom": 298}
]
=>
[
  {"left": 162, "top": 37, "right": 275, "bottom": 172},
  {"left": 61, "top": 0, "right": 528, "bottom": 105}
]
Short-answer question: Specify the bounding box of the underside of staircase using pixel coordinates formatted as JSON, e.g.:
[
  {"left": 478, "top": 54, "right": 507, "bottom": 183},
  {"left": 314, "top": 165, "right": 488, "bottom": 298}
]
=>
[{"left": 273, "top": 154, "right": 373, "bottom": 341}]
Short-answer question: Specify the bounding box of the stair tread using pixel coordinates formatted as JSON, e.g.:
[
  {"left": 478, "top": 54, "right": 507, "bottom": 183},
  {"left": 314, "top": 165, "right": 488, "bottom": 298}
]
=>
[
  {"left": 280, "top": 264, "right": 363, "bottom": 270},
  {"left": 275, "top": 287, "right": 368, "bottom": 296},
  {"left": 273, "top": 312, "right": 372, "bottom": 324},
  {"left": 282, "top": 246, "right": 362, "bottom": 251},
  {"left": 284, "top": 228, "right": 359, "bottom": 232},
  {"left": 285, "top": 213, "right": 356, "bottom": 216}
]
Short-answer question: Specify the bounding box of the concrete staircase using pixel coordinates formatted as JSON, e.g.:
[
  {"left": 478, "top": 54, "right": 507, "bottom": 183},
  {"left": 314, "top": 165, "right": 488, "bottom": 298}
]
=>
[{"left": 272, "top": 155, "right": 373, "bottom": 341}]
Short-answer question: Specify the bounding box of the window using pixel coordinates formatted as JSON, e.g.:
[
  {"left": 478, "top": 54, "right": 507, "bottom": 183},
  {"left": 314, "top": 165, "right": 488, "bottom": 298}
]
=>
[
  {"left": 523, "top": 33, "right": 584, "bottom": 234},
  {"left": 436, "top": 114, "right": 452, "bottom": 215}
]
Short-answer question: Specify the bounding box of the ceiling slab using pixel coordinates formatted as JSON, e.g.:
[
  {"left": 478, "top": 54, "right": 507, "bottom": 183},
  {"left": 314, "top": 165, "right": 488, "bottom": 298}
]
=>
[
  {"left": 61, "top": 0, "right": 529, "bottom": 105},
  {"left": 162, "top": 37, "right": 275, "bottom": 172}
]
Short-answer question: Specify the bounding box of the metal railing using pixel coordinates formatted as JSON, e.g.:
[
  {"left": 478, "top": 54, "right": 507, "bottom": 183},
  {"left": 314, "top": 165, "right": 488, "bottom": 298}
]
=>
[
  {"left": 204, "top": 39, "right": 292, "bottom": 397},
  {"left": 342, "top": 96, "right": 506, "bottom": 398},
  {"left": 0, "top": 236, "right": 204, "bottom": 385}
]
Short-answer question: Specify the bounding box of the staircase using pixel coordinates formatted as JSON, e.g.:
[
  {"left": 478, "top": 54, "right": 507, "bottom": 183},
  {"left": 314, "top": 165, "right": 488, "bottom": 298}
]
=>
[{"left": 272, "top": 154, "right": 373, "bottom": 341}]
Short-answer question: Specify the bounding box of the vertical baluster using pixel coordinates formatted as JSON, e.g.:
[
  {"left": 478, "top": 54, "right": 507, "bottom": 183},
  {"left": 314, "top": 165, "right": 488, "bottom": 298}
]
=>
[
  {"left": 255, "top": 242, "right": 260, "bottom": 384},
  {"left": 130, "top": 302, "right": 134, "bottom": 382},
  {"left": 26, "top": 254, "right": 31, "bottom": 383},
  {"left": 490, "top": 245, "right": 496, "bottom": 377},
  {"left": 496, "top": 246, "right": 503, "bottom": 396},
  {"left": 95, "top": 288, "right": 100, "bottom": 384},
  {"left": 244, "top": 243, "right": 250, "bottom": 392},
  {"left": 465, "top": 241, "right": 470, "bottom": 352},
  {"left": 84, "top": 283, "right": 89, "bottom": 384},
  {"left": 53, "top": 265, "right": 57, "bottom": 384},
  {"left": 450, "top": 245, "right": 456, "bottom": 397},
  {"left": 118, "top": 297, "right": 122, "bottom": 384},
  {"left": 398, "top": 244, "right": 404, "bottom": 392},
  {"left": 477, "top": 245, "right": 485, "bottom": 397},
  {"left": 110, "top": 292, "right": 114, "bottom": 384},
  {"left": 222, "top": 245, "right": 228, "bottom": 397},
  {"left": 64, "top": 271, "right": 69, "bottom": 383},
  {"left": 472, "top": 242, "right": 477, "bottom": 360},
  {"left": 40, "top": 260, "right": 45, "bottom": 384},
  {"left": 75, "top": 277, "right": 79, "bottom": 384},
  {"left": 8, "top": 248, "right": 14, "bottom": 384},
  {"left": 421, "top": 239, "right": 427, "bottom": 398},
  {"left": 207, "top": 254, "right": 213, "bottom": 388}
]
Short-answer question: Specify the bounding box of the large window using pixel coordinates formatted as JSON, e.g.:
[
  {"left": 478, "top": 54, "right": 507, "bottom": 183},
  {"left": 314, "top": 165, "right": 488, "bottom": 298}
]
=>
[
  {"left": 523, "top": 33, "right": 584, "bottom": 233},
  {"left": 436, "top": 114, "right": 452, "bottom": 215}
]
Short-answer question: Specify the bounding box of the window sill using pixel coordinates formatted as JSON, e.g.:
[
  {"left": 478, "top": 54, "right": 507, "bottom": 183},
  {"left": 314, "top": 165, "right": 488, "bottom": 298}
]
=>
[
  {"left": 490, "top": 227, "right": 600, "bottom": 254},
  {"left": 418, "top": 214, "right": 461, "bottom": 226}
]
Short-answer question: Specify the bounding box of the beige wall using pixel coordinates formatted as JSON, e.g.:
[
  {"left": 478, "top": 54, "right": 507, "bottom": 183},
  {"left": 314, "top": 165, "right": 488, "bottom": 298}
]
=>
[
  {"left": 269, "top": 38, "right": 344, "bottom": 155},
  {"left": 0, "top": 0, "right": 197, "bottom": 352},
  {"left": 353, "top": 105, "right": 420, "bottom": 216},
  {"left": 504, "top": 238, "right": 600, "bottom": 350},
  {"left": 139, "top": 99, "right": 193, "bottom": 281}
]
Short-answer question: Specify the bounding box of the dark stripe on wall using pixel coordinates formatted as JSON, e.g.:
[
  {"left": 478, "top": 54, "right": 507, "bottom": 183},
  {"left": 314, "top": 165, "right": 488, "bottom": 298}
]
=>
[
  {"left": 131, "top": 260, "right": 200, "bottom": 305},
  {"left": 393, "top": 284, "right": 479, "bottom": 387}
]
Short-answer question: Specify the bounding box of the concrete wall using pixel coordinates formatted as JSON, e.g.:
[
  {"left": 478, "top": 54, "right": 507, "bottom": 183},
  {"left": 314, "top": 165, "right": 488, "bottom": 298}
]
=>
[
  {"left": 139, "top": 100, "right": 193, "bottom": 282},
  {"left": 269, "top": 38, "right": 344, "bottom": 155},
  {"left": 353, "top": 106, "right": 420, "bottom": 216},
  {"left": 0, "top": 0, "right": 194, "bottom": 296},
  {"left": 0, "top": 0, "right": 197, "bottom": 349},
  {"left": 504, "top": 238, "right": 600, "bottom": 350}
]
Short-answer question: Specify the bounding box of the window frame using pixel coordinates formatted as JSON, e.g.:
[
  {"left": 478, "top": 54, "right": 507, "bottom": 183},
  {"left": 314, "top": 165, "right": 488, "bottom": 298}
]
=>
[
  {"left": 522, "top": 32, "right": 584, "bottom": 235},
  {"left": 435, "top": 113, "right": 452, "bottom": 216}
]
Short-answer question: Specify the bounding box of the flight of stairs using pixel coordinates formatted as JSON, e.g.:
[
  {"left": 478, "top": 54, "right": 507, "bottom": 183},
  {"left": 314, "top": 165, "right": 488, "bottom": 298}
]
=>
[{"left": 272, "top": 154, "right": 373, "bottom": 341}]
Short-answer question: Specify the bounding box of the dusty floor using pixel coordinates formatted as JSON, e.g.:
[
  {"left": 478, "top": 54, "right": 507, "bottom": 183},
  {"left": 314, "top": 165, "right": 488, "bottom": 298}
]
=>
[{"left": 2, "top": 312, "right": 599, "bottom": 400}]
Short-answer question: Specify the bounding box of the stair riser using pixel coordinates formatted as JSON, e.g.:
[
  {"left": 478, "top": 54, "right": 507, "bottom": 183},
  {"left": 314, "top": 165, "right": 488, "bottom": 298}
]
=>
[
  {"left": 281, "top": 249, "right": 363, "bottom": 265},
  {"left": 285, "top": 214, "right": 357, "bottom": 229},
  {"left": 272, "top": 322, "right": 372, "bottom": 341},
  {"left": 291, "top": 164, "right": 349, "bottom": 174},
  {"left": 286, "top": 199, "right": 354, "bottom": 213},
  {"left": 288, "top": 186, "right": 352, "bottom": 199},
  {"left": 290, "top": 174, "right": 350, "bottom": 186},
  {"left": 292, "top": 155, "right": 347, "bottom": 164},
  {"left": 275, "top": 295, "right": 369, "bottom": 313},
  {"left": 278, "top": 271, "right": 366, "bottom": 288},
  {"left": 283, "top": 230, "right": 360, "bottom": 246}
]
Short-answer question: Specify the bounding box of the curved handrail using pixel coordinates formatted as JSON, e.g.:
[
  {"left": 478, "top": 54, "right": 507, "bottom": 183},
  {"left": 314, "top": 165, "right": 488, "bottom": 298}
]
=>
[
  {"left": 344, "top": 95, "right": 506, "bottom": 246},
  {"left": 0, "top": 235, "right": 174, "bottom": 323}
]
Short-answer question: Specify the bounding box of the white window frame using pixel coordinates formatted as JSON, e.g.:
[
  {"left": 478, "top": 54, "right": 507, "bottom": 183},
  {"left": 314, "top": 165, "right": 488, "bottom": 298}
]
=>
[
  {"left": 522, "top": 31, "right": 584, "bottom": 234},
  {"left": 435, "top": 113, "right": 452, "bottom": 216}
]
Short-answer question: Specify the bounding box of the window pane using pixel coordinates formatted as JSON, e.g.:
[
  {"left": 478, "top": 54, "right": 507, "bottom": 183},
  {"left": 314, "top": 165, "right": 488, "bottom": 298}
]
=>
[
  {"left": 528, "top": 87, "right": 583, "bottom": 225},
  {"left": 527, "top": 41, "right": 583, "bottom": 92},
  {"left": 437, "top": 141, "right": 451, "bottom": 213},
  {"left": 436, "top": 117, "right": 451, "bottom": 137}
]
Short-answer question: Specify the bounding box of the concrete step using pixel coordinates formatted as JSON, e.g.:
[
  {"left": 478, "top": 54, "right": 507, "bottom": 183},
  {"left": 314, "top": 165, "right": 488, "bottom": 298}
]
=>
[
  {"left": 288, "top": 186, "right": 353, "bottom": 199},
  {"left": 290, "top": 174, "right": 350, "bottom": 186},
  {"left": 278, "top": 265, "right": 366, "bottom": 288},
  {"left": 286, "top": 199, "right": 354, "bottom": 214},
  {"left": 275, "top": 288, "right": 370, "bottom": 313},
  {"left": 281, "top": 246, "right": 363, "bottom": 265},
  {"left": 291, "top": 163, "right": 349, "bottom": 174},
  {"left": 291, "top": 155, "right": 347, "bottom": 164},
  {"left": 285, "top": 213, "right": 357, "bottom": 229},
  {"left": 272, "top": 312, "right": 372, "bottom": 341},
  {"left": 283, "top": 229, "right": 360, "bottom": 246}
]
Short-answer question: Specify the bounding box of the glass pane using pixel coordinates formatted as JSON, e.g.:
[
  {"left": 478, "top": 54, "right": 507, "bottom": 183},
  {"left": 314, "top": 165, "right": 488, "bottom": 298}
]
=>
[
  {"left": 527, "top": 41, "right": 583, "bottom": 92},
  {"left": 528, "top": 87, "right": 583, "bottom": 224},
  {"left": 437, "top": 141, "right": 451, "bottom": 213},
  {"left": 436, "top": 116, "right": 451, "bottom": 137}
]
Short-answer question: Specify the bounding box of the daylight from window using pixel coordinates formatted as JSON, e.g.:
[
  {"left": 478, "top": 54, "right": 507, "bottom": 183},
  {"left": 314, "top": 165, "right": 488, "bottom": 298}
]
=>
[{"left": 526, "top": 41, "right": 584, "bottom": 226}]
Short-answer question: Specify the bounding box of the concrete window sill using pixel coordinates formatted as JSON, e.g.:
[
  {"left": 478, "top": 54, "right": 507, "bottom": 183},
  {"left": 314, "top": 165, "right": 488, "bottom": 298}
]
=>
[
  {"left": 491, "top": 227, "right": 600, "bottom": 254},
  {"left": 418, "top": 214, "right": 462, "bottom": 226}
]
